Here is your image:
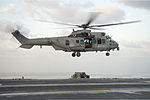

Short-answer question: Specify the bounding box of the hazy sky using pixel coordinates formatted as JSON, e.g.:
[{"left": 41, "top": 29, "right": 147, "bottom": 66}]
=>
[{"left": 0, "top": 0, "right": 150, "bottom": 76}]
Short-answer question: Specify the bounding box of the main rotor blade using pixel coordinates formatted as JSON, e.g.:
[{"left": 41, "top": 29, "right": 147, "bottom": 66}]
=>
[
  {"left": 53, "top": 27, "right": 78, "bottom": 29},
  {"left": 36, "top": 19, "right": 79, "bottom": 27},
  {"left": 89, "top": 27, "right": 105, "bottom": 30},
  {"left": 90, "top": 20, "right": 141, "bottom": 28},
  {"left": 86, "top": 12, "right": 100, "bottom": 27}
]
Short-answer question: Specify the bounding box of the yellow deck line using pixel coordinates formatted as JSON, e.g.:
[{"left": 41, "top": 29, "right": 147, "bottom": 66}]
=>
[{"left": 30, "top": 88, "right": 150, "bottom": 95}]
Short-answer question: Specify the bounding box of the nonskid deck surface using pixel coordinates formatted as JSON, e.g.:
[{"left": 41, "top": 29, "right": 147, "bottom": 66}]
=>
[{"left": 0, "top": 78, "right": 150, "bottom": 99}]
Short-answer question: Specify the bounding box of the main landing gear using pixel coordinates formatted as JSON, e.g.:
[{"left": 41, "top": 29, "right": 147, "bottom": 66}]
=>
[
  {"left": 72, "top": 52, "right": 81, "bottom": 57},
  {"left": 106, "top": 52, "right": 110, "bottom": 56}
]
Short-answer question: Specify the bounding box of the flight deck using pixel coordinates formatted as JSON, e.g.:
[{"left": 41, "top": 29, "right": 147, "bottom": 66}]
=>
[{"left": 0, "top": 78, "right": 150, "bottom": 99}]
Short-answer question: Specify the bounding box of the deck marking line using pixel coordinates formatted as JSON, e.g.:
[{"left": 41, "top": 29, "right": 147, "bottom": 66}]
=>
[{"left": 30, "top": 88, "right": 150, "bottom": 94}]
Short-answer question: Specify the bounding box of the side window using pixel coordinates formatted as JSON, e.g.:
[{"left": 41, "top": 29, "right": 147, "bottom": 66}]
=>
[
  {"left": 89, "top": 40, "right": 92, "bottom": 44},
  {"left": 101, "top": 39, "right": 105, "bottom": 44},
  {"left": 65, "top": 40, "right": 70, "bottom": 46},
  {"left": 80, "top": 40, "right": 84, "bottom": 44},
  {"left": 93, "top": 39, "right": 96, "bottom": 44},
  {"left": 97, "top": 38, "right": 101, "bottom": 44},
  {"left": 76, "top": 40, "right": 79, "bottom": 43}
]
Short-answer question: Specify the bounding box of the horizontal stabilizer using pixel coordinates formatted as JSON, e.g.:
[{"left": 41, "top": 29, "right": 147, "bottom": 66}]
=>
[{"left": 20, "top": 44, "right": 33, "bottom": 49}]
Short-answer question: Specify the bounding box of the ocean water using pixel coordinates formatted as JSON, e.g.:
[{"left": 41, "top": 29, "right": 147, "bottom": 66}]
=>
[{"left": 0, "top": 72, "right": 150, "bottom": 79}]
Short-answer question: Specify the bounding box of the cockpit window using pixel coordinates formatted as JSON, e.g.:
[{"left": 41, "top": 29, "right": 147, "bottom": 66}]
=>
[
  {"left": 106, "top": 35, "right": 111, "bottom": 39},
  {"left": 101, "top": 32, "right": 106, "bottom": 36}
]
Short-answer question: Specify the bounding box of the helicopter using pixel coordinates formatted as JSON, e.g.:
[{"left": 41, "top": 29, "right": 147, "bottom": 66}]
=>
[{"left": 11, "top": 14, "right": 140, "bottom": 57}]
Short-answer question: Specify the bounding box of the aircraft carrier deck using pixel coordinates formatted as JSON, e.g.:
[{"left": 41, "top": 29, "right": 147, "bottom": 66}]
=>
[{"left": 0, "top": 78, "right": 150, "bottom": 99}]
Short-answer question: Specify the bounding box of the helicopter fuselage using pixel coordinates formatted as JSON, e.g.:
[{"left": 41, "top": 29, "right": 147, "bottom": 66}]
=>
[{"left": 12, "top": 30, "right": 119, "bottom": 57}]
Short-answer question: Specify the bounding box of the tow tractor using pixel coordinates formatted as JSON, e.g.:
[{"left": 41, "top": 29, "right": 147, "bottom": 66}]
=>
[{"left": 71, "top": 72, "right": 90, "bottom": 79}]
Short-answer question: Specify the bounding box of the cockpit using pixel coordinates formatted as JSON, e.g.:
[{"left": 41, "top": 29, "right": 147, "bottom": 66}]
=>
[
  {"left": 109, "top": 39, "right": 118, "bottom": 47},
  {"left": 105, "top": 35, "right": 111, "bottom": 39}
]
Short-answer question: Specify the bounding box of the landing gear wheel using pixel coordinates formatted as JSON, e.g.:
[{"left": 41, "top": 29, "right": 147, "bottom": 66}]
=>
[
  {"left": 117, "top": 47, "right": 120, "bottom": 51},
  {"left": 72, "top": 52, "right": 76, "bottom": 57},
  {"left": 77, "top": 52, "right": 81, "bottom": 57},
  {"left": 106, "top": 52, "right": 110, "bottom": 56}
]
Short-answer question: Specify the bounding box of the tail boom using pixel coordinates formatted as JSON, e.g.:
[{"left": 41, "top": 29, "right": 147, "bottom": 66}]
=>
[{"left": 12, "top": 30, "right": 52, "bottom": 49}]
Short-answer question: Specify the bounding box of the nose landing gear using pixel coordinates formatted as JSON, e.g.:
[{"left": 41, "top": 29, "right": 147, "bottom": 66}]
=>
[
  {"left": 117, "top": 47, "right": 120, "bottom": 51},
  {"left": 72, "top": 52, "right": 81, "bottom": 57}
]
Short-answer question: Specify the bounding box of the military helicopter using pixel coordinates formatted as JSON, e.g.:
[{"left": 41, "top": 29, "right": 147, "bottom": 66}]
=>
[{"left": 11, "top": 14, "right": 140, "bottom": 57}]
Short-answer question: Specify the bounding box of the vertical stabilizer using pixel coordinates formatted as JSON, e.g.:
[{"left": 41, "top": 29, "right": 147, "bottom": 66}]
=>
[{"left": 12, "top": 30, "right": 28, "bottom": 44}]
